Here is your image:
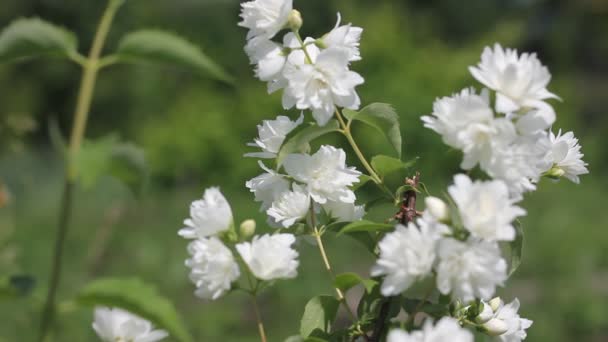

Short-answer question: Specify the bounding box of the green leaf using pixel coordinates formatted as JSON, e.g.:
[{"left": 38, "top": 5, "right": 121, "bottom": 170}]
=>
[
  {"left": 0, "top": 275, "right": 36, "bottom": 300},
  {"left": 76, "top": 277, "right": 193, "bottom": 342},
  {"left": 277, "top": 120, "right": 340, "bottom": 165},
  {"left": 402, "top": 299, "right": 448, "bottom": 319},
  {"left": 0, "top": 18, "right": 78, "bottom": 63},
  {"left": 352, "top": 174, "right": 372, "bottom": 191},
  {"left": 371, "top": 155, "right": 416, "bottom": 179},
  {"left": 334, "top": 273, "right": 377, "bottom": 293},
  {"left": 343, "top": 103, "right": 401, "bottom": 157},
  {"left": 74, "top": 134, "right": 147, "bottom": 195},
  {"left": 116, "top": 30, "right": 233, "bottom": 83},
  {"left": 300, "top": 295, "right": 340, "bottom": 338},
  {"left": 509, "top": 220, "right": 524, "bottom": 277},
  {"left": 338, "top": 220, "right": 394, "bottom": 235}
]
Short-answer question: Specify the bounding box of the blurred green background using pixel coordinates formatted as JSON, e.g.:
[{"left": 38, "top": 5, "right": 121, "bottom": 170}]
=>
[{"left": 0, "top": 0, "right": 607, "bottom": 341}]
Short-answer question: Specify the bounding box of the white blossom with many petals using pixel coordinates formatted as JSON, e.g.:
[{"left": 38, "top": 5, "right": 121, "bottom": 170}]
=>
[
  {"left": 322, "top": 13, "right": 363, "bottom": 62},
  {"left": 548, "top": 130, "right": 588, "bottom": 183},
  {"left": 387, "top": 317, "right": 473, "bottom": 342},
  {"left": 239, "top": 0, "right": 293, "bottom": 40},
  {"left": 178, "top": 188, "right": 233, "bottom": 239},
  {"left": 469, "top": 43, "right": 558, "bottom": 114},
  {"left": 245, "top": 37, "right": 287, "bottom": 82},
  {"left": 266, "top": 183, "right": 310, "bottom": 228},
  {"left": 246, "top": 162, "right": 291, "bottom": 211},
  {"left": 371, "top": 218, "right": 446, "bottom": 296},
  {"left": 493, "top": 298, "right": 533, "bottom": 342},
  {"left": 283, "top": 145, "right": 361, "bottom": 204},
  {"left": 448, "top": 174, "right": 525, "bottom": 241},
  {"left": 245, "top": 114, "right": 303, "bottom": 158},
  {"left": 283, "top": 47, "right": 364, "bottom": 126},
  {"left": 92, "top": 307, "right": 168, "bottom": 342},
  {"left": 436, "top": 238, "right": 507, "bottom": 302},
  {"left": 185, "top": 237, "right": 240, "bottom": 300},
  {"left": 236, "top": 233, "right": 299, "bottom": 280}
]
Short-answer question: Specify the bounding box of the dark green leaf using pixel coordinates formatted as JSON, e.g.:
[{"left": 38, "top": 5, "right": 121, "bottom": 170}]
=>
[
  {"left": 352, "top": 174, "right": 372, "bottom": 191},
  {"left": 0, "top": 275, "right": 36, "bottom": 300},
  {"left": 509, "top": 221, "right": 524, "bottom": 277},
  {"left": 343, "top": 103, "right": 401, "bottom": 157},
  {"left": 402, "top": 299, "right": 448, "bottom": 319},
  {"left": 371, "top": 155, "right": 416, "bottom": 179},
  {"left": 76, "top": 277, "right": 193, "bottom": 342},
  {"left": 334, "top": 273, "right": 377, "bottom": 293},
  {"left": 300, "top": 295, "right": 340, "bottom": 338},
  {"left": 116, "top": 30, "right": 233, "bottom": 83},
  {"left": 338, "top": 220, "right": 393, "bottom": 235},
  {"left": 0, "top": 18, "right": 78, "bottom": 63},
  {"left": 277, "top": 120, "right": 340, "bottom": 165}
]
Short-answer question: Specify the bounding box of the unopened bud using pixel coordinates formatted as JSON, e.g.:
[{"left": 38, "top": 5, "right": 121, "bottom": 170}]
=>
[
  {"left": 483, "top": 318, "right": 509, "bottom": 336},
  {"left": 475, "top": 302, "right": 494, "bottom": 323},
  {"left": 544, "top": 166, "right": 565, "bottom": 180},
  {"left": 425, "top": 196, "right": 449, "bottom": 222},
  {"left": 239, "top": 219, "right": 256, "bottom": 238},
  {"left": 489, "top": 297, "right": 502, "bottom": 312},
  {"left": 287, "top": 9, "right": 303, "bottom": 31}
]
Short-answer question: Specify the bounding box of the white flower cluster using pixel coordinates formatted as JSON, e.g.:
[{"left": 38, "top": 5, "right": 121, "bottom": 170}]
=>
[
  {"left": 475, "top": 297, "right": 533, "bottom": 342},
  {"left": 387, "top": 317, "right": 473, "bottom": 342},
  {"left": 240, "top": 0, "right": 364, "bottom": 126},
  {"left": 179, "top": 187, "right": 299, "bottom": 300},
  {"left": 422, "top": 43, "right": 588, "bottom": 198},
  {"left": 373, "top": 174, "right": 525, "bottom": 302},
  {"left": 92, "top": 307, "right": 168, "bottom": 342}
]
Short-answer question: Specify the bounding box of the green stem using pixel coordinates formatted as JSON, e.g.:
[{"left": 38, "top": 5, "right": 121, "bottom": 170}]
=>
[
  {"left": 251, "top": 295, "right": 268, "bottom": 342},
  {"left": 38, "top": 1, "right": 122, "bottom": 341}
]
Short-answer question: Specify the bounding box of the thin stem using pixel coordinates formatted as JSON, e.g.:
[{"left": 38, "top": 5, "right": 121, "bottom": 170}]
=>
[
  {"left": 251, "top": 295, "right": 268, "bottom": 342},
  {"left": 38, "top": 1, "right": 122, "bottom": 340},
  {"left": 292, "top": 30, "right": 314, "bottom": 64}
]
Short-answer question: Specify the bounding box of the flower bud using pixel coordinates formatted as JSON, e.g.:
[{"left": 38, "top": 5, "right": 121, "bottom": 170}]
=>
[
  {"left": 287, "top": 9, "right": 303, "bottom": 31},
  {"left": 489, "top": 297, "right": 502, "bottom": 312},
  {"left": 544, "top": 165, "right": 565, "bottom": 180},
  {"left": 483, "top": 318, "right": 509, "bottom": 336},
  {"left": 475, "top": 302, "right": 494, "bottom": 323},
  {"left": 239, "top": 219, "right": 256, "bottom": 239},
  {"left": 425, "top": 196, "right": 449, "bottom": 222}
]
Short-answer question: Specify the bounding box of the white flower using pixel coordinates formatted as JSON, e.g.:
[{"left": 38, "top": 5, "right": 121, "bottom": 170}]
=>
[
  {"left": 436, "top": 238, "right": 507, "bottom": 302},
  {"left": 239, "top": 0, "right": 293, "bottom": 40},
  {"left": 514, "top": 105, "right": 555, "bottom": 136},
  {"left": 283, "top": 47, "right": 364, "bottom": 126},
  {"left": 246, "top": 162, "right": 291, "bottom": 211},
  {"left": 178, "top": 187, "right": 233, "bottom": 239},
  {"left": 92, "top": 307, "right": 168, "bottom": 342},
  {"left": 322, "top": 200, "right": 365, "bottom": 222},
  {"left": 185, "top": 237, "right": 240, "bottom": 300},
  {"left": 492, "top": 298, "right": 533, "bottom": 342},
  {"left": 266, "top": 183, "right": 310, "bottom": 228},
  {"left": 421, "top": 88, "right": 508, "bottom": 169},
  {"left": 245, "top": 114, "right": 303, "bottom": 158},
  {"left": 236, "top": 233, "right": 299, "bottom": 280},
  {"left": 283, "top": 145, "right": 361, "bottom": 204},
  {"left": 245, "top": 37, "right": 287, "bottom": 82},
  {"left": 322, "top": 13, "right": 363, "bottom": 62},
  {"left": 387, "top": 317, "right": 473, "bottom": 342},
  {"left": 371, "top": 218, "right": 445, "bottom": 296},
  {"left": 448, "top": 174, "right": 525, "bottom": 241},
  {"left": 548, "top": 130, "right": 588, "bottom": 183},
  {"left": 469, "top": 43, "right": 558, "bottom": 114},
  {"left": 424, "top": 196, "right": 449, "bottom": 222}
]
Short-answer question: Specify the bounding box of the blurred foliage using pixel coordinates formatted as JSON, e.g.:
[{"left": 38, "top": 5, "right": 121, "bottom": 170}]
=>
[{"left": 0, "top": 0, "right": 606, "bottom": 341}]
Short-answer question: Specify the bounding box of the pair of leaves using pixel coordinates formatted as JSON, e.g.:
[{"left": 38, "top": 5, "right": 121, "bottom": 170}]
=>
[
  {"left": 73, "top": 134, "right": 147, "bottom": 195},
  {"left": 343, "top": 103, "right": 402, "bottom": 158},
  {"left": 0, "top": 19, "right": 232, "bottom": 83},
  {"left": 76, "top": 277, "right": 193, "bottom": 342}
]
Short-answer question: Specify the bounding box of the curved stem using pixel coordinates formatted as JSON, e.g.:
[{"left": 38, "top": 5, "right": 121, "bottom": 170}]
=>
[
  {"left": 251, "top": 295, "right": 268, "bottom": 342},
  {"left": 38, "top": 1, "right": 122, "bottom": 341}
]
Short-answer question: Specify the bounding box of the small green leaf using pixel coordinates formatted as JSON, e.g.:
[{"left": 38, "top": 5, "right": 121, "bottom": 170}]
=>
[
  {"left": 0, "top": 275, "right": 36, "bottom": 300},
  {"left": 371, "top": 155, "right": 416, "bottom": 179},
  {"left": 0, "top": 18, "right": 78, "bottom": 63},
  {"left": 338, "top": 220, "right": 394, "bottom": 235},
  {"left": 74, "top": 135, "right": 147, "bottom": 195},
  {"left": 300, "top": 295, "right": 340, "bottom": 338},
  {"left": 352, "top": 174, "right": 372, "bottom": 191},
  {"left": 277, "top": 120, "right": 340, "bottom": 165},
  {"left": 334, "top": 273, "right": 377, "bottom": 293},
  {"left": 343, "top": 103, "right": 401, "bottom": 157},
  {"left": 76, "top": 277, "right": 193, "bottom": 342},
  {"left": 116, "top": 30, "right": 233, "bottom": 83},
  {"left": 509, "top": 221, "right": 524, "bottom": 277}
]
